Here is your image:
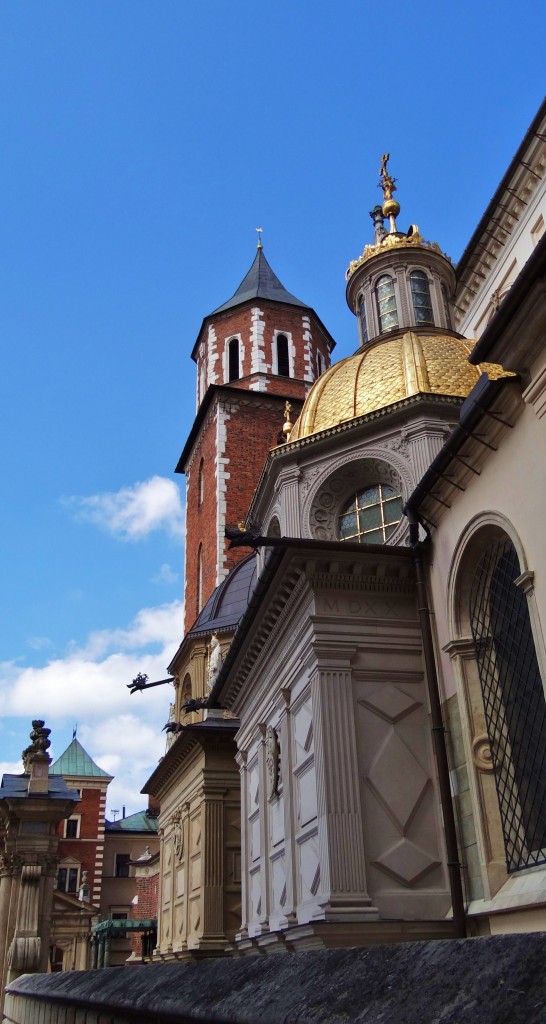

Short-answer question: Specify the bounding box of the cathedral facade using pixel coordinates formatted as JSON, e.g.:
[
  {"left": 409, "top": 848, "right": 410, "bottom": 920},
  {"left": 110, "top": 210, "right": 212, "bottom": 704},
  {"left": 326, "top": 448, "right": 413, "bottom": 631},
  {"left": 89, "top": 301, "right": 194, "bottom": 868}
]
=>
[{"left": 144, "top": 99, "right": 546, "bottom": 955}]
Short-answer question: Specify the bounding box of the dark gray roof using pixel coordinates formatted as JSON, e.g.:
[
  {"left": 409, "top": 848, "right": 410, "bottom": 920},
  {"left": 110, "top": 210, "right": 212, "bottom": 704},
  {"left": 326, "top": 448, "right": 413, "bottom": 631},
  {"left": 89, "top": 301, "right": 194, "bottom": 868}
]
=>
[
  {"left": 212, "top": 249, "right": 308, "bottom": 314},
  {"left": 0, "top": 773, "right": 80, "bottom": 802},
  {"left": 188, "top": 554, "right": 258, "bottom": 637}
]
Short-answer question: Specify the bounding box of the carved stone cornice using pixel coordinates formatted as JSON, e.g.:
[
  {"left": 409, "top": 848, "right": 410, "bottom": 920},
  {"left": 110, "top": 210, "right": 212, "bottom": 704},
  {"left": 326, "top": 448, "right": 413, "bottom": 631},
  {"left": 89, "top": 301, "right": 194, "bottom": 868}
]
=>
[{"left": 442, "top": 637, "right": 476, "bottom": 659}]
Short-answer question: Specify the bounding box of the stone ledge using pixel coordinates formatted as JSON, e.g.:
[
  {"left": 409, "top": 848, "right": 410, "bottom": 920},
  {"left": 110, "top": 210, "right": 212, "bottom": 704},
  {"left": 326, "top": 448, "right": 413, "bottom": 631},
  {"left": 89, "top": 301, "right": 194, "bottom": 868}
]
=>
[{"left": 5, "top": 933, "right": 546, "bottom": 1024}]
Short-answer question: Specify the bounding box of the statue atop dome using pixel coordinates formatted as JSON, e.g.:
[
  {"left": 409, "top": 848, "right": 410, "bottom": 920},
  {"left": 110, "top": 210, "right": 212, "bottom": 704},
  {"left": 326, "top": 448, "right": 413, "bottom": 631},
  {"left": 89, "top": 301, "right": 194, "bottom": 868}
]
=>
[{"left": 379, "top": 153, "right": 397, "bottom": 202}]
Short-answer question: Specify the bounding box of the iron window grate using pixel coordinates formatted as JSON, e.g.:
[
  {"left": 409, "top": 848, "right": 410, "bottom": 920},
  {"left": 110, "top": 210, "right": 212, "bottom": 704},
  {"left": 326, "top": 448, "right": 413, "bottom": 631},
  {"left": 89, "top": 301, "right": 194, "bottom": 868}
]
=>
[{"left": 469, "top": 538, "right": 546, "bottom": 872}]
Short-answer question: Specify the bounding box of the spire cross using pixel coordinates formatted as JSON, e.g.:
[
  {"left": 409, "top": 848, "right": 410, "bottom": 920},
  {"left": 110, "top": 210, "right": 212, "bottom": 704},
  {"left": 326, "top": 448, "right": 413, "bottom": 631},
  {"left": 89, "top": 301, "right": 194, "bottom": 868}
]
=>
[{"left": 256, "top": 226, "right": 263, "bottom": 250}]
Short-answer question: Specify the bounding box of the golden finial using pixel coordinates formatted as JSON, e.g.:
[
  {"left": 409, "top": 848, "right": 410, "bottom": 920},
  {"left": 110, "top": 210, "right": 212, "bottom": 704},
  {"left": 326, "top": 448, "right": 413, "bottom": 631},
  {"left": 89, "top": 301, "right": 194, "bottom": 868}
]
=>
[
  {"left": 256, "top": 227, "right": 263, "bottom": 250},
  {"left": 282, "top": 400, "right": 292, "bottom": 441},
  {"left": 379, "top": 153, "right": 400, "bottom": 232}
]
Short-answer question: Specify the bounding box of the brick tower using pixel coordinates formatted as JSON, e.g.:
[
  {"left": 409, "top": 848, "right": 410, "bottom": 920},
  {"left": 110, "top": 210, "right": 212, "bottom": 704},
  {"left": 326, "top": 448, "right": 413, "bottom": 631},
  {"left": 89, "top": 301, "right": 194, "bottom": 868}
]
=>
[
  {"left": 177, "top": 243, "right": 335, "bottom": 631},
  {"left": 50, "top": 737, "right": 112, "bottom": 909}
]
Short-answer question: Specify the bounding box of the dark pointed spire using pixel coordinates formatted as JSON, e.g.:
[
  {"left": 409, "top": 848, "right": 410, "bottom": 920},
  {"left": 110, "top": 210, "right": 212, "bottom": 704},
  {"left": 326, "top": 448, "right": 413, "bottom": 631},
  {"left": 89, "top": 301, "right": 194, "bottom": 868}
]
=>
[{"left": 212, "top": 249, "right": 308, "bottom": 315}]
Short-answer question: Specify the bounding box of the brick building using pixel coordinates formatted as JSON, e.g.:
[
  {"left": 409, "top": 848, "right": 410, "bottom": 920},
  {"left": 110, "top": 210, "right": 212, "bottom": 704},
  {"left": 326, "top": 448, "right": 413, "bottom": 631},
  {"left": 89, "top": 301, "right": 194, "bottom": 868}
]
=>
[
  {"left": 178, "top": 244, "right": 335, "bottom": 633},
  {"left": 50, "top": 737, "right": 112, "bottom": 909}
]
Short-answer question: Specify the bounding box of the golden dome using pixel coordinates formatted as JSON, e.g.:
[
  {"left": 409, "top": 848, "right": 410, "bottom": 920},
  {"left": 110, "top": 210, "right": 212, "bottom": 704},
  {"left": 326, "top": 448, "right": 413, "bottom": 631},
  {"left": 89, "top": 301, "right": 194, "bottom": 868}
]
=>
[{"left": 289, "top": 331, "right": 508, "bottom": 442}]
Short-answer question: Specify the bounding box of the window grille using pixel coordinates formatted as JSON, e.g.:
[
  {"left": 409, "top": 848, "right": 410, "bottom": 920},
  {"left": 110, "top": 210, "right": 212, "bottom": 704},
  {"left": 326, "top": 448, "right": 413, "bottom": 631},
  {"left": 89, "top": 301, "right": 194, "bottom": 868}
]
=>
[
  {"left": 410, "top": 270, "right": 434, "bottom": 325},
  {"left": 339, "top": 483, "right": 403, "bottom": 544},
  {"left": 376, "top": 275, "right": 399, "bottom": 332},
  {"left": 469, "top": 538, "right": 546, "bottom": 872},
  {"left": 359, "top": 296, "right": 368, "bottom": 344}
]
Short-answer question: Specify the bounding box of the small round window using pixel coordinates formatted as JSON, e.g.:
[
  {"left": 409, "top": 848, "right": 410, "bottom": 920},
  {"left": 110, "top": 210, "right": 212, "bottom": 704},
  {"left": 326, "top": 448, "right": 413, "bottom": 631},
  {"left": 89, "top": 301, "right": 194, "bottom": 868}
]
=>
[{"left": 339, "top": 484, "right": 403, "bottom": 544}]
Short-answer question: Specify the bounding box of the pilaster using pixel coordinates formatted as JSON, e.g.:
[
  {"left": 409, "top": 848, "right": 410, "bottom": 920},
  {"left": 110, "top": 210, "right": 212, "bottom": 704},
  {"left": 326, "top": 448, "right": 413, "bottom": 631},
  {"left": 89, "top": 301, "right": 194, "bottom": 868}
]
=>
[
  {"left": 235, "top": 750, "right": 249, "bottom": 941},
  {"left": 200, "top": 787, "right": 226, "bottom": 944},
  {"left": 279, "top": 466, "right": 301, "bottom": 537},
  {"left": 311, "top": 646, "right": 378, "bottom": 920}
]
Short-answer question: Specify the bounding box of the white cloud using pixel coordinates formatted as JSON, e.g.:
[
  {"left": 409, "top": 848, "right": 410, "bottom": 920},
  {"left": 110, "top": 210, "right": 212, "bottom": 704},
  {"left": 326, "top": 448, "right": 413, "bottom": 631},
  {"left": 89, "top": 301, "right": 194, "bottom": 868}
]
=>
[
  {"left": 0, "top": 601, "right": 184, "bottom": 813},
  {"left": 0, "top": 758, "right": 23, "bottom": 777},
  {"left": 27, "top": 636, "right": 54, "bottom": 652},
  {"left": 152, "top": 562, "right": 179, "bottom": 585},
  {"left": 64, "top": 476, "right": 185, "bottom": 541},
  {"left": 78, "top": 717, "right": 166, "bottom": 814},
  {"left": 0, "top": 602, "right": 182, "bottom": 719}
]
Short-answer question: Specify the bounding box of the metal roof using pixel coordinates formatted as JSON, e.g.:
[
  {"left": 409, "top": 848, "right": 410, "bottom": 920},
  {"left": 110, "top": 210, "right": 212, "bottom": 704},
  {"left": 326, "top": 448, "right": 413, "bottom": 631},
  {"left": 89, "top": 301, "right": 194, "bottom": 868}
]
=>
[
  {"left": 50, "top": 738, "right": 112, "bottom": 779},
  {"left": 187, "top": 554, "right": 258, "bottom": 637},
  {"left": 211, "top": 248, "right": 308, "bottom": 314},
  {"left": 105, "top": 809, "right": 159, "bottom": 832},
  {"left": 0, "top": 772, "right": 80, "bottom": 802}
]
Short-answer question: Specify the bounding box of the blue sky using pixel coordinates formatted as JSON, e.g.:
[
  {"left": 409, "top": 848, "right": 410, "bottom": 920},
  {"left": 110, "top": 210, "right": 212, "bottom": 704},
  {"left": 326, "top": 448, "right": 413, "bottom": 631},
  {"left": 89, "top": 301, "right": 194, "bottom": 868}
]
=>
[{"left": 0, "top": 1, "right": 544, "bottom": 812}]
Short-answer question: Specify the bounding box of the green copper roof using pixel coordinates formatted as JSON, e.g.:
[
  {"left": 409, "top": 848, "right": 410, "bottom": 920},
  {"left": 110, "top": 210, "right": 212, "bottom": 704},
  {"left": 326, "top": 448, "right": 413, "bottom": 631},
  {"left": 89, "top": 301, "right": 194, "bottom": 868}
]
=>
[
  {"left": 50, "top": 738, "right": 112, "bottom": 779},
  {"left": 105, "top": 810, "right": 158, "bottom": 832}
]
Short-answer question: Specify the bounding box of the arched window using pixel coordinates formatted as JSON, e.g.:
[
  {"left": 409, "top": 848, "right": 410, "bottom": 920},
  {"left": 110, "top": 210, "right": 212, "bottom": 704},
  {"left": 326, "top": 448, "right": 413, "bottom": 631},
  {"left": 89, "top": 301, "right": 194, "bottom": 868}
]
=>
[
  {"left": 376, "top": 275, "right": 399, "bottom": 332},
  {"left": 276, "top": 334, "right": 290, "bottom": 377},
  {"left": 410, "top": 270, "right": 434, "bottom": 325},
  {"left": 359, "top": 296, "right": 368, "bottom": 345},
  {"left": 469, "top": 538, "right": 546, "bottom": 871},
  {"left": 197, "top": 543, "right": 203, "bottom": 613},
  {"left": 228, "top": 338, "right": 240, "bottom": 382},
  {"left": 317, "top": 351, "right": 324, "bottom": 377},
  {"left": 338, "top": 484, "right": 403, "bottom": 544},
  {"left": 198, "top": 458, "right": 204, "bottom": 507}
]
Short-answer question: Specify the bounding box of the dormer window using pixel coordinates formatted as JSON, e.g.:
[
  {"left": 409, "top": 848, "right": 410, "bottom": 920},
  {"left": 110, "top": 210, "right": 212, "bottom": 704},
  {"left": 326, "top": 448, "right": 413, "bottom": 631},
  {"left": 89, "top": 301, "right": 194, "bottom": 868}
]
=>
[
  {"left": 376, "top": 275, "right": 399, "bottom": 332},
  {"left": 228, "top": 338, "right": 240, "bottom": 381},
  {"left": 410, "top": 270, "right": 434, "bottom": 325},
  {"left": 276, "top": 334, "right": 290, "bottom": 377}
]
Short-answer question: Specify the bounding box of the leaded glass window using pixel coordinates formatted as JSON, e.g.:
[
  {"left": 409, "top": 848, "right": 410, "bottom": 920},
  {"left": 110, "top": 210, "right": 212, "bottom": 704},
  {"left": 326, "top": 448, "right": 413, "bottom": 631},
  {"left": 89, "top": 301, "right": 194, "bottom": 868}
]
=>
[
  {"left": 376, "top": 275, "right": 399, "bottom": 332},
  {"left": 410, "top": 270, "right": 434, "bottom": 325},
  {"left": 339, "top": 484, "right": 403, "bottom": 544},
  {"left": 359, "top": 296, "right": 368, "bottom": 345},
  {"left": 469, "top": 538, "right": 546, "bottom": 872},
  {"left": 411, "top": 268, "right": 432, "bottom": 323}
]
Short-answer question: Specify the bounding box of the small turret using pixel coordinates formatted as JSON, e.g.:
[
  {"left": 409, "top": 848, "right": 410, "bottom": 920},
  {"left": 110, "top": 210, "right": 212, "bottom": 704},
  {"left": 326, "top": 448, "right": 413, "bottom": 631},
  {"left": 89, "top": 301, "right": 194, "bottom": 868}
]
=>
[{"left": 346, "top": 155, "right": 456, "bottom": 347}]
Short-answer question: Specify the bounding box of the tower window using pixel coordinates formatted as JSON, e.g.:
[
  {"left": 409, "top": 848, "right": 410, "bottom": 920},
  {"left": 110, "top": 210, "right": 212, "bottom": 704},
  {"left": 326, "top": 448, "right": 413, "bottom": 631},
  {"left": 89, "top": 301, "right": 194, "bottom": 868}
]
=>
[
  {"left": 359, "top": 296, "right": 368, "bottom": 345},
  {"left": 469, "top": 538, "right": 546, "bottom": 872},
  {"left": 317, "top": 351, "right": 324, "bottom": 377},
  {"left": 228, "top": 338, "right": 240, "bottom": 382},
  {"left": 339, "top": 484, "right": 403, "bottom": 544},
  {"left": 410, "top": 270, "right": 434, "bottom": 325},
  {"left": 276, "top": 334, "right": 290, "bottom": 377},
  {"left": 376, "top": 275, "right": 399, "bottom": 332}
]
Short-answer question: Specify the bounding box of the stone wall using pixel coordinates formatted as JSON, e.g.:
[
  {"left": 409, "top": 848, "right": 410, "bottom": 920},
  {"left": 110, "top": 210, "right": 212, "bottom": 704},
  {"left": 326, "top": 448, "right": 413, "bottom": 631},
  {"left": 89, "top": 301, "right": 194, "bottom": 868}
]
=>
[{"left": 5, "top": 933, "right": 546, "bottom": 1023}]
